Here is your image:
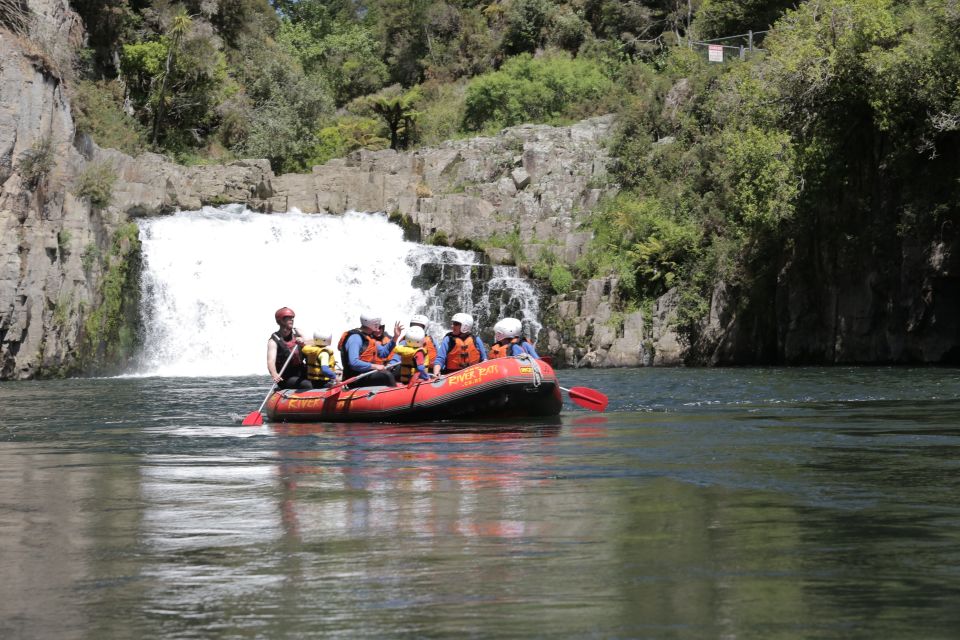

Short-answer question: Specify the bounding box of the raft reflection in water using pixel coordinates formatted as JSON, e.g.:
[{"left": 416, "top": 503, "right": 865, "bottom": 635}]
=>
[{"left": 271, "top": 421, "right": 562, "bottom": 541}]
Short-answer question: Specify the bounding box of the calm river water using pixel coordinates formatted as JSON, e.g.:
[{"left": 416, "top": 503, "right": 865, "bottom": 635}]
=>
[{"left": 1, "top": 367, "right": 959, "bottom": 639}]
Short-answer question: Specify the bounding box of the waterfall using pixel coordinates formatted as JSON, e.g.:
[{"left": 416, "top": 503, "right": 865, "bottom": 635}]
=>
[{"left": 136, "top": 206, "right": 541, "bottom": 376}]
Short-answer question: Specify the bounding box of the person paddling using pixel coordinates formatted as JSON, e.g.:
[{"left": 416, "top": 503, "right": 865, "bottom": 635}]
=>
[
  {"left": 432, "top": 312, "right": 486, "bottom": 376},
  {"left": 488, "top": 317, "right": 540, "bottom": 359},
  {"left": 337, "top": 312, "right": 402, "bottom": 388},
  {"left": 266, "top": 307, "right": 311, "bottom": 389}
]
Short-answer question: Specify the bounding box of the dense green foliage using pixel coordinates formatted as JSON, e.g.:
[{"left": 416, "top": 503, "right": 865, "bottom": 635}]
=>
[{"left": 67, "top": 0, "right": 709, "bottom": 170}]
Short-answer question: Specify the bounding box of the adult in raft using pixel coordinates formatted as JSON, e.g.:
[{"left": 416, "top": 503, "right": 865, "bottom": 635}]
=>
[
  {"left": 432, "top": 312, "right": 487, "bottom": 376},
  {"left": 266, "top": 307, "right": 312, "bottom": 389},
  {"left": 488, "top": 317, "right": 541, "bottom": 359},
  {"left": 338, "top": 312, "right": 403, "bottom": 388}
]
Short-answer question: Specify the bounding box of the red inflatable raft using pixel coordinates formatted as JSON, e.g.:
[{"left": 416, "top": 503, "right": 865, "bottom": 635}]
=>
[{"left": 265, "top": 356, "right": 562, "bottom": 423}]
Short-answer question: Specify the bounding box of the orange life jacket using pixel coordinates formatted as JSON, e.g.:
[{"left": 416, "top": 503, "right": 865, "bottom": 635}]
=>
[
  {"left": 488, "top": 337, "right": 530, "bottom": 359},
  {"left": 338, "top": 328, "right": 379, "bottom": 379},
  {"left": 423, "top": 335, "right": 437, "bottom": 364},
  {"left": 442, "top": 333, "right": 482, "bottom": 371}
]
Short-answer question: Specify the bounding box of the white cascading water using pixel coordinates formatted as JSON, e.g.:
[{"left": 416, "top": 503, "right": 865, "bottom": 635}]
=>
[{"left": 136, "top": 206, "right": 541, "bottom": 376}]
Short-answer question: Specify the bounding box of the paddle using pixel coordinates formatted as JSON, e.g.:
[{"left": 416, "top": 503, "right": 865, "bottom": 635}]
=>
[
  {"left": 559, "top": 386, "right": 609, "bottom": 412},
  {"left": 241, "top": 343, "right": 299, "bottom": 426},
  {"left": 326, "top": 369, "right": 377, "bottom": 392}
]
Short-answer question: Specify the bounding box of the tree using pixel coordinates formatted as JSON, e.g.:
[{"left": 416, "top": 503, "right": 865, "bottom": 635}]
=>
[
  {"left": 152, "top": 9, "right": 192, "bottom": 145},
  {"left": 358, "top": 85, "right": 423, "bottom": 150}
]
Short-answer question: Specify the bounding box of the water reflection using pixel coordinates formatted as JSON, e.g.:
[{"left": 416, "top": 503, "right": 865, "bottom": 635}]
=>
[
  {"left": 270, "top": 422, "right": 562, "bottom": 543},
  {"left": 3, "top": 370, "right": 960, "bottom": 638}
]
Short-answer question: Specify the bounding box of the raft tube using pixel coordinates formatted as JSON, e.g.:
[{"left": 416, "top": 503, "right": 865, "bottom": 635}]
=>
[{"left": 265, "top": 356, "right": 562, "bottom": 423}]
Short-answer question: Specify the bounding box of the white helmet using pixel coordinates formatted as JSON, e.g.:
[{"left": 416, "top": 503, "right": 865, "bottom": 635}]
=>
[
  {"left": 494, "top": 317, "right": 522, "bottom": 342},
  {"left": 410, "top": 313, "right": 429, "bottom": 328},
  {"left": 360, "top": 312, "right": 381, "bottom": 330},
  {"left": 404, "top": 325, "right": 425, "bottom": 347},
  {"left": 451, "top": 312, "right": 474, "bottom": 334},
  {"left": 313, "top": 330, "right": 332, "bottom": 346}
]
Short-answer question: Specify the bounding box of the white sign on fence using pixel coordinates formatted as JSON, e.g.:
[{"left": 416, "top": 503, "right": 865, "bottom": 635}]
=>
[{"left": 708, "top": 44, "right": 724, "bottom": 63}]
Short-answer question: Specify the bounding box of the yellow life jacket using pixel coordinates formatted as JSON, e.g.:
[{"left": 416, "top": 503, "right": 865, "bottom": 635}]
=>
[
  {"left": 302, "top": 344, "right": 336, "bottom": 383},
  {"left": 393, "top": 344, "right": 429, "bottom": 384}
]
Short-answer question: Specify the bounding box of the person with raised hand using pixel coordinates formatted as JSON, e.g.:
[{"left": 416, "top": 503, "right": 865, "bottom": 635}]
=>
[{"left": 337, "top": 312, "right": 402, "bottom": 388}]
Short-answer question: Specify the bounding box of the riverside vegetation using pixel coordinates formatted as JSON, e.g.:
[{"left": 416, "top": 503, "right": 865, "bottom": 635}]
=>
[{"left": 12, "top": 0, "right": 960, "bottom": 363}]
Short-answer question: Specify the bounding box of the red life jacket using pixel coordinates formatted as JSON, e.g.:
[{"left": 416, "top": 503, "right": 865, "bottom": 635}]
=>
[{"left": 442, "top": 333, "right": 482, "bottom": 371}]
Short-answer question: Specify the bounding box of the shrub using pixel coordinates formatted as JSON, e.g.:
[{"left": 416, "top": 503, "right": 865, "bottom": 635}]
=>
[
  {"left": 306, "top": 116, "right": 388, "bottom": 166},
  {"left": 71, "top": 80, "right": 146, "bottom": 155},
  {"left": 81, "top": 243, "right": 100, "bottom": 272},
  {"left": 74, "top": 162, "right": 117, "bottom": 208},
  {"left": 463, "top": 50, "right": 615, "bottom": 131},
  {"left": 57, "top": 229, "right": 72, "bottom": 255},
  {"left": 18, "top": 136, "right": 54, "bottom": 189}
]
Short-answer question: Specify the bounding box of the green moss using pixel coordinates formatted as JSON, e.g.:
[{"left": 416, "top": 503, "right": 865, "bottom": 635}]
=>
[
  {"left": 427, "top": 230, "right": 449, "bottom": 246},
  {"left": 388, "top": 211, "right": 421, "bottom": 242},
  {"left": 80, "top": 222, "right": 142, "bottom": 374}
]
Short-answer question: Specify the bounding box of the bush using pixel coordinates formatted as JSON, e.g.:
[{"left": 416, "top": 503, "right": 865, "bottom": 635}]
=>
[
  {"left": 463, "top": 50, "right": 615, "bottom": 131},
  {"left": 306, "top": 116, "right": 388, "bottom": 167},
  {"left": 72, "top": 80, "right": 146, "bottom": 155},
  {"left": 74, "top": 162, "right": 117, "bottom": 208},
  {"left": 18, "top": 136, "right": 54, "bottom": 189},
  {"left": 416, "top": 81, "right": 468, "bottom": 146}
]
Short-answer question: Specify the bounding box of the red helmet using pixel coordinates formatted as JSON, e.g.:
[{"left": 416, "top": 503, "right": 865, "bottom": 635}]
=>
[{"left": 274, "top": 307, "right": 295, "bottom": 323}]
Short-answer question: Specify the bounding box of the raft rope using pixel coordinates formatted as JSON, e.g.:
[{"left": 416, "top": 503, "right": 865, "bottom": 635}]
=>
[{"left": 517, "top": 352, "right": 543, "bottom": 388}]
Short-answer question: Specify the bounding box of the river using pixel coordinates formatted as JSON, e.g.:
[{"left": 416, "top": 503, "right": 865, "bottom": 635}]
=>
[{"left": 1, "top": 366, "right": 958, "bottom": 638}]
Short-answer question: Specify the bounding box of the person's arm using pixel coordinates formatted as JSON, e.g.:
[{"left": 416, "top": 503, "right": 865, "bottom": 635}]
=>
[
  {"left": 267, "top": 338, "right": 281, "bottom": 382},
  {"left": 414, "top": 350, "right": 429, "bottom": 378},
  {"left": 433, "top": 336, "right": 448, "bottom": 375},
  {"left": 525, "top": 342, "right": 540, "bottom": 358},
  {"left": 510, "top": 343, "right": 525, "bottom": 357},
  {"left": 376, "top": 340, "right": 396, "bottom": 359},
  {"left": 319, "top": 351, "right": 336, "bottom": 381},
  {"left": 474, "top": 336, "right": 487, "bottom": 361}
]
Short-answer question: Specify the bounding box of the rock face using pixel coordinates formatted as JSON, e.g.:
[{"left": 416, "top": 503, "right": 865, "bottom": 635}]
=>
[{"left": 268, "top": 119, "right": 612, "bottom": 269}]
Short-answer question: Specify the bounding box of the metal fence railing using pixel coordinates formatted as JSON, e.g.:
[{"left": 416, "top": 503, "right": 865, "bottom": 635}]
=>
[{"left": 689, "top": 30, "right": 769, "bottom": 62}]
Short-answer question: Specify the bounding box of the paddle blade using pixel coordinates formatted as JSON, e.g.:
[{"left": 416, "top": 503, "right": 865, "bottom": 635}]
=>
[
  {"left": 241, "top": 411, "right": 264, "bottom": 426},
  {"left": 566, "top": 386, "right": 609, "bottom": 412}
]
